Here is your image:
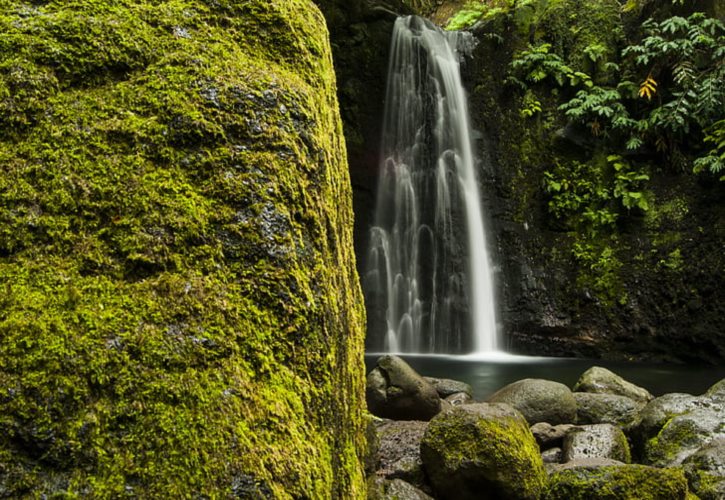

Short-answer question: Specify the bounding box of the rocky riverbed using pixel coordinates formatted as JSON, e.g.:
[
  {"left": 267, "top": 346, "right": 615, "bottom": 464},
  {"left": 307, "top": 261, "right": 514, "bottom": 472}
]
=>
[{"left": 366, "top": 355, "right": 725, "bottom": 499}]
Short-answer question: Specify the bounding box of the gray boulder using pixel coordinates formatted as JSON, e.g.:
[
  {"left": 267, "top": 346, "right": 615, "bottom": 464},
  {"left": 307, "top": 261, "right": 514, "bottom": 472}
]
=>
[
  {"left": 420, "top": 403, "right": 547, "bottom": 500},
  {"left": 573, "top": 392, "right": 642, "bottom": 431},
  {"left": 546, "top": 464, "right": 689, "bottom": 499},
  {"left": 367, "top": 477, "right": 434, "bottom": 500},
  {"left": 367, "top": 356, "right": 441, "bottom": 421},
  {"left": 444, "top": 392, "right": 473, "bottom": 406},
  {"left": 563, "top": 424, "right": 631, "bottom": 463},
  {"left": 530, "top": 422, "right": 576, "bottom": 449},
  {"left": 374, "top": 419, "right": 429, "bottom": 488},
  {"left": 705, "top": 378, "right": 725, "bottom": 402},
  {"left": 683, "top": 438, "right": 725, "bottom": 500},
  {"left": 573, "top": 366, "right": 653, "bottom": 403},
  {"left": 635, "top": 393, "right": 708, "bottom": 444},
  {"left": 488, "top": 378, "right": 577, "bottom": 425},
  {"left": 425, "top": 377, "right": 473, "bottom": 399},
  {"left": 542, "top": 447, "right": 564, "bottom": 464},
  {"left": 643, "top": 406, "right": 725, "bottom": 467}
]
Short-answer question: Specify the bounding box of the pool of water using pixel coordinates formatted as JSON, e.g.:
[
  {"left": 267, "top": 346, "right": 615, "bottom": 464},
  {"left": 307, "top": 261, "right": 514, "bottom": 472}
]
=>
[{"left": 365, "top": 353, "right": 725, "bottom": 400}]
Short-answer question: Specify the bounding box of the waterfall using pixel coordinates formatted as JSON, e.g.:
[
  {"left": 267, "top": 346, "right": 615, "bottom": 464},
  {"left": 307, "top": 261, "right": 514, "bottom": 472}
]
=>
[{"left": 365, "top": 16, "right": 500, "bottom": 355}]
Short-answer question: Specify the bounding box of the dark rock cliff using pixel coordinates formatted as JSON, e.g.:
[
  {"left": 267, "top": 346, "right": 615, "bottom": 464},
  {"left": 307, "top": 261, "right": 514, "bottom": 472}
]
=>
[{"left": 324, "top": 0, "right": 724, "bottom": 364}]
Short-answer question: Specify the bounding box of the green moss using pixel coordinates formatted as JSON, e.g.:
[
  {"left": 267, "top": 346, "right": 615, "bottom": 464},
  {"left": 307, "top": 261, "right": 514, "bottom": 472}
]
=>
[
  {"left": 688, "top": 470, "right": 725, "bottom": 500},
  {"left": 546, "top": 465, "right": 690, "bottom": 499},
  {"left": 421, "top": 405, "right": 547, "bottom": 499},
  {"left": 644, "top": 417, "right": 701, "bottom": 467},
  {"left": 0, "top": 0, "right": 366, "bottom": 497}
]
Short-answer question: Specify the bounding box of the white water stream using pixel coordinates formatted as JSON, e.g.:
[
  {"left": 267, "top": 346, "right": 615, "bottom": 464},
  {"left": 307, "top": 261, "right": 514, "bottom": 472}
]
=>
[{"left": 366, "top": 16, "right": 500, "bottom": 355}]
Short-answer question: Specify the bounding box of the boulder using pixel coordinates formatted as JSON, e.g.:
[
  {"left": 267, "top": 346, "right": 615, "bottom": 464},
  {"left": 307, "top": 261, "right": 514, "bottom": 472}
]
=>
[
  {"left": 683, "top": 438, "right": 725, "bottom": 500},
  {"left": 420, "top": 403, "right": 547, "bottom": 500},
  {"left": 563, "top": 424, "right": 631, "bottom": 463},
  {"left": 445, "top": 392, "right": 473, "bottom": 406},
  {"left": 375, "top": 420, "right": 429, "bottom": 488},
  {"left": 542, "top": 447, "right": 564, "bottom": 464},
  {"left": 530, "top": 422, "right": 576, "bottom": 449},
  {"left": 367, "top": 477, "right": 434, "bottom": 500},
  {"left": 635, "top": 393, "right": 708, "bottom": 446},
  {"left": 546, "top": 464, "right": 690, "bottom": 499},
  {"left": 425, "top": 377, "right": 473, "bottom": 399},
  {"left": 573, "top": 392, "right": 642, "bottom": 431},
  {"left": 367, "top": 356, "right": 441, "bottom": 421},
  {"left": 487, "top": 378, "right": 577, "bottom": 425},
  {"left": 705, "top": 378, "right": 725, "bottom": 402},
  {"left": 546, "top": 457, "right": 625, "bottom": 474},
  {"left": 573, "top": 367, "right": 653, "bottom": 403},
  {"left": 643, "top": 406, "right": 725, "bottom": 467}
]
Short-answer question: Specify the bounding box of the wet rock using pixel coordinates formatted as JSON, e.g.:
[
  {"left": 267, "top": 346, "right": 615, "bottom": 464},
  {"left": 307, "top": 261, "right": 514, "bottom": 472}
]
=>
[
  {"left": 375, "top": 420, "right": 429, "bottom": 488},
  {"left": 444, "top": 392, "right": 473, "bottom": 406},
  {"left": 420, "top": 403, "right": 546, "bottom": 500},
  {"left": 683, "top": 438, "right": 725, "bottom": 500},
  {"left": 643, "top": 406, "right": 725, "bottom": 467},
  {"left": 367, "top": 355, "right": 441, "bottom": 421},
  {"left": 488, "top": 378, "right": 577, "bottom": 425},
  {"left": 367, "top": 477, "right": 434, "bottom": 500},
  {"left": 424, "top": 377, "right": 473, "bottom": 399},
  {"left": 573, "top": 392, "right": 642, "bottom": 431},
  {"left": 635, "top": 393, "right": 708, "bottom": 445},
  {"left": 563, "top": 424, "right": 631, "bottom": 463},
  {"left": 546, "top": 457, "right": 625, "bottom": 474},
  {"left": 573, "top": 366, "right": 653, "bottom": 403},
  {"left": 705, "top": 378, "right": 725, "bottom": 402},
  {"left": 546, "top": 464, "right": 689, "bottom": 499},
  {"left": 542, "top": 447, "right": 564, "bottom": 464},
  {"left": 531, "top": 422, "right": 576, "bottom": 449}
]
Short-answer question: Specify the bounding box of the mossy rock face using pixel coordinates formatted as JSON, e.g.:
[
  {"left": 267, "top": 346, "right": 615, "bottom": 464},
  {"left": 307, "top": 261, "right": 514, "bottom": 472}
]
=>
[
  {"left": 643, "top": 407, "right": 725, "bottom": 467},
  {"left": 546, "top": 464, "right": 690, "bottom": 500},
  {"left": 0, "top": 0, "right": 366, "bottom": 497},
  {"left": 420, "top": 403, "right": 547, "bottom": 500}
]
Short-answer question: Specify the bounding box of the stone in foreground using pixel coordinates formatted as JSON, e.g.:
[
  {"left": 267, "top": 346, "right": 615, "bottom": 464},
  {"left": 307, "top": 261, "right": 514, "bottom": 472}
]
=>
[
  {"left": 420, "top": 403, "right": 547, "bottom": 500},
  {"left": 545, "top": 464, "right": 690, "bottom": 499}
]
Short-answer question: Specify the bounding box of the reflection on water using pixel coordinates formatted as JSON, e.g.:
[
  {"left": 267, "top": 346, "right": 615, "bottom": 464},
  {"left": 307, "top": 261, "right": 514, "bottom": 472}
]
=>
[{"left": 365, "top": 353, "right": 725, "bottom": 400}]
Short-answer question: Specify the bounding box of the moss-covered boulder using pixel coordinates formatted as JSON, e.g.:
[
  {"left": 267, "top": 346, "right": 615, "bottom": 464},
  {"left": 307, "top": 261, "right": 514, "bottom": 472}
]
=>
[
  {"left": 683, "top": 438, "right": 725, "bottom": 500},
  {"left": 0, "top": 1, "right": 366, "bottom": 497},
  {"left": 546, "top": 464, "right": 690, "bottom": 500},
  {"left": 573, "top": 367, "right": 653, "bottom": 404},
  {"left": 420, "top": 403, "right": 547, "bottom": 500},
  {"left": 643, "top": 406, "right": 725, "bottom": 467}
]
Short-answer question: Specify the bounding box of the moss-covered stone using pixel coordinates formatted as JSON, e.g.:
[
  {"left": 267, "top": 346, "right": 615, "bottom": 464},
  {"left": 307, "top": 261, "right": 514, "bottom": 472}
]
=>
[
  {"left": 420, "top": 403, "right": 547, "bottom": 500},
  {"left": 0, "top": 0, "right": 366, "bottom": 497},
  {"left": 546, "top": 464, "right": 690, "bottom": 499}
]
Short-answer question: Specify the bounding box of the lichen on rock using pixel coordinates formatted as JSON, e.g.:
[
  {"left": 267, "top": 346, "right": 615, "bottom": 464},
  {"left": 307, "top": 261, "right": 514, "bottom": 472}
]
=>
[{"left": 0, "top": 0, "right": 366, "bottom": 497}]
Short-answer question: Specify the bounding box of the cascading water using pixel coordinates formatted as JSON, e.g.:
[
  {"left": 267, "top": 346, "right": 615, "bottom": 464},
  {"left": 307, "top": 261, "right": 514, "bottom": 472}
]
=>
[{"left": 364, "top": 16, "right": 500, "bottom": 355}]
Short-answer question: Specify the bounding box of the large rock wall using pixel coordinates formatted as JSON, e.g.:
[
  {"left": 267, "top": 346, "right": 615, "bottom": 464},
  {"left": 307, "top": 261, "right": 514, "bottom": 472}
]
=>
[
  {"left": 0, "top": 1, "right": 366, "bottom": 497},
  {"left": 459, "top": 0, "right": 724, "bottom": 363}
]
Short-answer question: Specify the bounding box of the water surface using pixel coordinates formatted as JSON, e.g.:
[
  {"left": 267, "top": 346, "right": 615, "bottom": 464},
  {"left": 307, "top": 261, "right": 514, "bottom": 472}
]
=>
[{"left": 365, "top": 353, "right": 725, "bottom": 400}]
